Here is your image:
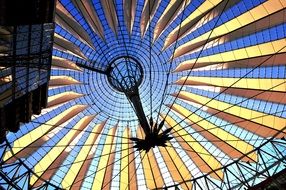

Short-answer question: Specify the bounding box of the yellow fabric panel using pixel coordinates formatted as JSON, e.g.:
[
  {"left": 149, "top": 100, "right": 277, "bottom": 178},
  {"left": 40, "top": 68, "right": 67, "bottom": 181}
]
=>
[
  {"left": 175, "top": 0, "right": 222, "bottom": 31},
  {"left": 30, "top": 116, "right": 94, "bottom": 186},
  {"left": 128, "top": 139, "right": 137, "bottom": 190},
  {"left": 163, "top": 114, "right": 223, "bottom": 180},
  {"left": 56, "top": 1, "right": 96, "bottom": 49},
  {"left": 52, "top": 56, "right": 83, "bottom": 71},
  {"left": 161, "top": 0, "right": 192, "bottom": 17},
  {"left": 120, "top": 128, "right": 130, "bottom": 190},
  {"left": 178, "top": 91, "right": 286, "bottom": 131},
  {"left": 100, "top": 0, "right": 118, "bottom": 36},
  {"left": 123, "top": 0, "right": 137, "bottom": 34},
  {"left": 3, "top": 105, "right": 87, "bottom": 162},
  {"left": 164, "top": 0, "right": 223, "bottom": 49},
  {"left": 175, "top": 39, "right": 286, "bottom": 71},
  {"left": 174, "top": 0, "right": 286, "bottom": 58},
  {"left": 92, "top": 127, "right": 116, "bottom": 190},
  {"left": 101, "top": 141, "right": 117, "bottom": 190},
  {"left": 170, "top": 104, "right": 257, "bottom": 161},
  {"left": 140, "top": 151, "right": 165, "bottom": 189},
  {"left": 176, "top": 76, "right": 286, "bottom": 92},
  {"left": 47, "top": 91, "right": 84, "bottom": 107},
  {"left": 137, "top": 128, "right": 164, "bottom": 189},
  {"left": 54, "top": 33, "right": 87, "bottom": 60},
  {"left": 159, "top": 144, "right": 192, "bottom": 190},
  {"left": 70, "top": 0, "right": 104, "bottom": 39},
  {"left": 140, "top": 0, "right": 161, "bottom": 36},
  {"left": 49, "top": 76, "right": 82, "bottom": 87},
  {"left": 61, "top": 122, "right": 104, "bottom": 189},
  {"left": 153, "top": 0, "right": 191, "bottom": 41}
]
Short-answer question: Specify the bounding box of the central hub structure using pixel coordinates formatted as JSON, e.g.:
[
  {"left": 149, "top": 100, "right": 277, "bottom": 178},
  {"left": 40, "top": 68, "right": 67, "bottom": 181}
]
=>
[
  {"left": 106, "top": 56, "right": 172, "bottom": 152},
  {"left": 107, "top": 56, "right": 151, "bottom": 136},
  {"left": 107, "top": 56, "right": 143, "bottom": 93}
]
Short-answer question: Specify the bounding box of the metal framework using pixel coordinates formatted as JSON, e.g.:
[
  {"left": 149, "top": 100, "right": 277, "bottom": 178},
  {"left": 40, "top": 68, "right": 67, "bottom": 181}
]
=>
[{"left": 0, "top": 0, "right": 286, "bottom": 189}]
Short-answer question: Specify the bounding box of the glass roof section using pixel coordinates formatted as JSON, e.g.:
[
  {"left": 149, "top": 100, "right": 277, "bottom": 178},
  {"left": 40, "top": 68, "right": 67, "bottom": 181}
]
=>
[{"left": 1, "top": 0, "right": 286, "bottom": 189}]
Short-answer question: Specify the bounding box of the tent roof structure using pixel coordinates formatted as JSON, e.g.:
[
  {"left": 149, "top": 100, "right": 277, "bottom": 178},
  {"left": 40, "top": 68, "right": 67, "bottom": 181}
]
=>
[{"left": 1, "top": 0, "right": 286, "bottom": 189}]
